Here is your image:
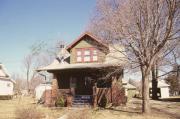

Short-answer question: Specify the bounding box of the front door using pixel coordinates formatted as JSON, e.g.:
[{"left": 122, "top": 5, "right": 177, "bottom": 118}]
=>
[{"left": 75, "top": 76, "right": 93, "bottom": 95}]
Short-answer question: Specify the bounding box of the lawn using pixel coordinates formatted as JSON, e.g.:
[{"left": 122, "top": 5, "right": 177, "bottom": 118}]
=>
[
  {"left": 0, "top": 96, "right": 179, "bottom": 119},
  {"left": 0, "top": 96, "right": 66, "bottom": 119}
]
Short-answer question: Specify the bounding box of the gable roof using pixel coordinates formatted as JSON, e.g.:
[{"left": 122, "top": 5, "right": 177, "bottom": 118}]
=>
[
  {"left": 0, "top": 63, "right": 9, "bottom": 78},
  {"left": 0, "top": 63, "right": 15, "bottom": 83},
  {"left": 149, "top": 80, "right": 169, "bottom": 88},
  {"left": 66, "top": 32, "right": 108, "bottom": 52},
  {"left": 123, "top": 83, "right": 137, "bottom": 89}
]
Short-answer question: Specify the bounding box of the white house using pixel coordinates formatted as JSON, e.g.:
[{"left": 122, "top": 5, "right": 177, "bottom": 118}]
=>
[
  {"left": 122, "top": 79, "right": 137, "bottom": 98},
  {"left": 127, "top": 78, "right": 170, "bottom": 99},
  {"left": 0, "top": 63, "right": 15, "bottom": 98},
  {"left": 35, "top": 83, "right": 52, "bottom": 100},
  {"left": 149, "top": 80, "right": 170, "bottom": 98}
]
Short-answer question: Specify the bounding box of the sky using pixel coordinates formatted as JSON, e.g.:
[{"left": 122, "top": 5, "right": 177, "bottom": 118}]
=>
[{"left": 0, "top": 0, "right": 96, "bottom": 75}]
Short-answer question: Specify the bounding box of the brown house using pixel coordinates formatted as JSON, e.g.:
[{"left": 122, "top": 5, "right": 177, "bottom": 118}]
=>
[{"left": 38, "top": 32, "right": 125, "bottom": 107}]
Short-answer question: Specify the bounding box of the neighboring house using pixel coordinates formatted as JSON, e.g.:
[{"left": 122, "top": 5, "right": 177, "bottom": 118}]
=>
[
  {"left": 0, "top": 63, "right": 15, "bottom": 98},
  {"left": 35, "top": 82, "right": 52, "bottom": 101},
  {"left": 149, "top": 80, "right": 170, "bottom": 98},
  {"left": 122, "top": 79, "right": 137, "bottom": 98},
  {"left": 128, "top": 78, "right": 170, "bottom": 99},
  {"left": 38, "top": 32, "right": 126, "bottom": 107}
]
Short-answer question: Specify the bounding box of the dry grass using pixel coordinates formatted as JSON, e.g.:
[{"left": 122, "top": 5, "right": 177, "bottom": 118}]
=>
[
  {"left": 15, "top": 106, "right": 44, "bottom": 119},
  {"left": 67, "top": 109, "right": 92, "bottom": 119},
  {"left": 92, "top": 110, "right": 175, "bottom": 119},
  {"left": 0, "top": 96, "right": 65, "bottom": 119},
  {"left": 0, "top": 96, "right": 179, "bottom": 119}
]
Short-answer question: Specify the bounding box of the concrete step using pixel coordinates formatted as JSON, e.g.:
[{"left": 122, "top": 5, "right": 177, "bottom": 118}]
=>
[
  {"left": 72, "top": 103, "right": 91, "bottom": 108},
  {"left": 73, "top": 100, "right": 90, "bottom": 104},
  {"left": 72, "top": 95, "right": 92, "bottom": 107}
]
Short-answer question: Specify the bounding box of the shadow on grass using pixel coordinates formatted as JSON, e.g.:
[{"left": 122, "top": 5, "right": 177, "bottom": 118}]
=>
[
  {"left": 104, "top": 107, "right": 142, "bottom": 114},
  {"left": 0, "top": 96, "right": 13, "bottom": 100},
  {"left": 151, "top": 107, "right": 180, "bottom": 119},
  {"left": 159, "top": 97, "right": 180, "bottom": 102}
]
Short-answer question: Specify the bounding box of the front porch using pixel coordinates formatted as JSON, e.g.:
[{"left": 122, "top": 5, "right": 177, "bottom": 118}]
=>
[{"left": 50, "top": 67, "right": 123, "bottom": 107}]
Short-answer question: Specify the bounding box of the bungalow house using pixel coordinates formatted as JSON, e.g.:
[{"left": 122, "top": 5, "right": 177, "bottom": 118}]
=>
[
  {"left": 0, "top": 63, "right": 15, "bottom": 99},
  {"left": 38, "top": 32, "right": 126, "bottom": 107}
]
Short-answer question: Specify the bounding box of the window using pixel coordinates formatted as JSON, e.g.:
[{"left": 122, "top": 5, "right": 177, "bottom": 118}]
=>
[
  {"left": 84, "top": 50, "right": 91, "bottom": 62},
  {"left": 77, "top": 51, "right": 82, "bottom": 56},
  {"left": 92, "top": 50, "right": 98, "bottom": 61},
  {"left": 77, "top": 57, "right": 82, "bottom": 62},
  {"left": 93, "top": 50, "right": 97, "bottom": 55},
  {"left": 84, "top": 50, "right": 90, "bottom": 55},
  {"left": 92, "top": 56, "right": 98, "bottom": 61},
  {"left": 76, "top": 48, "right": 98, "bottom": 62},
  {"left": 84, "top": 56, "right": 91, "bottom": 62},
  {"left": 77, "top": 50, "right": 82, "bottom": 62}
]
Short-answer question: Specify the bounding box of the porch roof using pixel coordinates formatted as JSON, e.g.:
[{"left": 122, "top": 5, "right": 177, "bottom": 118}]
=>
[
  {"left": 37, "top": 60, "right": 123, "bottom": 72},
  {"left": 0, "top": 63, "right": 9, "bottom": 77},
  {"left": 123, "top": 83, "right": 136, "bottom": 89},
  {"left": 0, "top": 77, "right": 16, "bottom": 84}
]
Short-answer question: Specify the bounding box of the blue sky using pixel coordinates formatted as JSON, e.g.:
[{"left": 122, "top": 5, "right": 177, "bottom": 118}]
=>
[{"left": 0, "top": 0, "right": 95, "bottom": 74}]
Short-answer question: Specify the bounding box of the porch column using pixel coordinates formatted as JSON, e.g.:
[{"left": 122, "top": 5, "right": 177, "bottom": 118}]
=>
[
  {"left": 93, "top": 83, "right": 97, "bottom": 108},
  {"left": 70, "top": 77, "right": 76, "bottom": 96},
  {"left": 51, "top": 76, "right": 59, "bottom": 106}
]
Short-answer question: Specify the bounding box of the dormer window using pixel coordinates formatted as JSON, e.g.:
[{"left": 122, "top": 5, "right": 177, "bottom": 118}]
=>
[
  {"left": 92, "top": 50, "right": 98, "bottom": 61},
  {"left": 84, "top": 50, "right": 91, "bottom": 62},
  {"left": 76, "top": 48, "right": 98, "bottom": 63},
  {"left": 77, "top": 51, "right": 82, "bottom": 62}
]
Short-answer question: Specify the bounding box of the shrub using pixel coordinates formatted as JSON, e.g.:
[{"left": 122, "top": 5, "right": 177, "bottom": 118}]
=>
[
  {"left": 15, "top": 106, "right": 44, "bottom": 119},
  {"left": 55, "top": 97, "right": 65, "bottom": 107}
]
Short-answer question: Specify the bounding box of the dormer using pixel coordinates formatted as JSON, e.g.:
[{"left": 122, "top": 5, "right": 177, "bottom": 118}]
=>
[{"left": 66, "top": 32, "right": 109, "bottom": 64}]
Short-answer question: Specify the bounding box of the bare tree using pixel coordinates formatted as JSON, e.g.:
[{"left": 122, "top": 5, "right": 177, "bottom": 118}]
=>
[
  {"left": 165, "top": 64, "right": 180, "bottom": 95},
  {"left": 12, "top": 73, "right": 27, "bottom": 93},
  {"left": 29, "top": 76, "right": 44, "bottom": 92},
  {"left": 23, "top": 54, "right": 35, "bottom": 92},
  {"left": 88, "top": 0, "right": 180, "bottom": 113},
  {"left": 22, "top": 39, "right": 65, "bottom": 92}
]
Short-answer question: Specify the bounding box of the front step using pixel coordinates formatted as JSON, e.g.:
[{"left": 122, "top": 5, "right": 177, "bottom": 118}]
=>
[{"left": 72, "top": 95, "right": 92, "bottom": 107}]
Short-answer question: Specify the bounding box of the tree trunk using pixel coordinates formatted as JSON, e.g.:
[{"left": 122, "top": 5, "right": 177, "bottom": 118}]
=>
[
  {"left": 27, "top": 71, "right": 29, "bottom": 92},
  {"left": 176, "top": 66, "right": 180, "bottom": 95},
  {"left": 141, "top": 67, "right": 151, "bottom": 113},
  {"left": 152, "top": 64, "right": 158, "bottom": 100}
]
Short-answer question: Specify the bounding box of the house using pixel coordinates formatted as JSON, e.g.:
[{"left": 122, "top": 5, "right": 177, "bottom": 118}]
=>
[
  {"left": 35, "top": 82, "right": 52, "bottom": 101},
  {"left": 0, "top": 63, "right": 15, "bottom": 99},
  {"left": 149, "top": 80, "right": 170, "bottom": 98},
  {"left": 38, "top": 32, "right": 126, "bottom": 107},
  {"left": 122, "top": 79, "right": 137, "bottom": 99}
]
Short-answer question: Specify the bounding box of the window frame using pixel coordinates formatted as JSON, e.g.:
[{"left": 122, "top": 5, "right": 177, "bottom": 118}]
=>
[{"left": 76, "top": 47, "right": 98, "bottom": 63}]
